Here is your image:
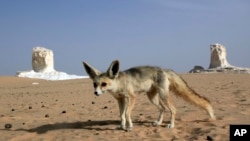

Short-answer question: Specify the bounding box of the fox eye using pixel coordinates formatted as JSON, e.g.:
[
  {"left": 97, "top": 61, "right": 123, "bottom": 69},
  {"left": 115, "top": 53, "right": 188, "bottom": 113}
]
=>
[
  {"left": 93, "top": 83, "right": 97, "bottom": 87},
  {"left": 101, "top": 82, "right": 107, "bottom": 87}
]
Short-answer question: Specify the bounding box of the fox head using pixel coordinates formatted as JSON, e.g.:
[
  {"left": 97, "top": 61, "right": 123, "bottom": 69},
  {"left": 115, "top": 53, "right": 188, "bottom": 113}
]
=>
[{"left": 82, "top": 60, "right": 120, "bottom": 96}]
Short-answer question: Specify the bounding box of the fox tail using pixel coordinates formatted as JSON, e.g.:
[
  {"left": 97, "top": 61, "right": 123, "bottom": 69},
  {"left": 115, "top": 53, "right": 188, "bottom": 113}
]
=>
[{"left": 168, "top": 72, "right": 216, "bottom": 120}]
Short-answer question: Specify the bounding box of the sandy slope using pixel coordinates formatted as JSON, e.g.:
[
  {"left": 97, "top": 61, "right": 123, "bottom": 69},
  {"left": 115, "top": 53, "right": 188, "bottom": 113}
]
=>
[{"left": 0, "top": 73, "right": 250, "bottom": 141}]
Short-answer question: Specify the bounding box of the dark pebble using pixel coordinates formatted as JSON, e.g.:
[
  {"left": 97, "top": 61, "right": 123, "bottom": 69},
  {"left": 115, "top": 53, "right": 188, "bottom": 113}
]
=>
[
  {"left": 29, "top": 106, "right": 32, "bottom": 109},
  {"left": 207, "top": 135, "right": 213, "bottom": 141},
  {"left": 92, "top": 101, "right": 95, "bottom": 104},
  {"left": 103, "top": 106, "right": 108, "bottom": 109},
  {"left": 62, "top": 110, "right": 66, "bottom": 114},
  {"left": 11, "top": 109, "right": 15, "bottom": 111},
  {"left": 45, "top": 114, "right": 50, "bottom": 118},
  {"left": 5, "top": 124, "right": 12, "bottom": 129}
]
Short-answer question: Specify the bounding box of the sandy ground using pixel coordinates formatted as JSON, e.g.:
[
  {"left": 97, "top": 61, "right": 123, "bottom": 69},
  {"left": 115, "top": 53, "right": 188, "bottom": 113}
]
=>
[{"left": 0, "top": 73, "right": 250, "bottom": 141}]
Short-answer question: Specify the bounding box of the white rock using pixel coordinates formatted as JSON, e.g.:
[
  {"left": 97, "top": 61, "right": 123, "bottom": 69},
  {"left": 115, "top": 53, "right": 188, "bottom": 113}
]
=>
[
  {"left": 17, "top": 46, "right": 88, "bottom": 80},
  {"left": 32, "top": 47, "right": 55, "bottom": 73},
  {"left": 17, "top": 70, "right": 88, "bottom": 80},
  {"left": 209, "top": 43, "right": 232, "bottom": 69},
  {"left": 189, "top": 43, "right": 250, "bottom": 74},
  {"left": 32, "top": 82, "right": 39, "bottom": 85}
]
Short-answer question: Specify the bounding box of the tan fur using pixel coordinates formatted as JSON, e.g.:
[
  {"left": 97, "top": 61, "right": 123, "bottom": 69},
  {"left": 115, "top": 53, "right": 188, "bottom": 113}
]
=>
[
  {"left": 83, "top": 60, "right": 215, "bottom": 131},
  {"left": 167, "top": 71, "right": 215, "bottom": 120}
]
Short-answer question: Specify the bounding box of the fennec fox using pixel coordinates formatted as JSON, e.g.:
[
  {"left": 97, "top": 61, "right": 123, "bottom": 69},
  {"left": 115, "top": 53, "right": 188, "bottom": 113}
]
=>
[{"left": 83, "top": 60, "right": 215, "bottom": 131}]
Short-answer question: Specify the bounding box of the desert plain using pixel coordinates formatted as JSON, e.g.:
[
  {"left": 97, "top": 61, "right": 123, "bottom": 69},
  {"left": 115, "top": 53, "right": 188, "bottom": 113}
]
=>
[{"left": 0, "top": 73, "right": 250, "bottom": 141}]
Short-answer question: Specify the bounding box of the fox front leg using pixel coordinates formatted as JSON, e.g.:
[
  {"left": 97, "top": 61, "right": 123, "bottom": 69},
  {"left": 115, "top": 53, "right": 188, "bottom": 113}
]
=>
[
  {"left": 117, "top": 98, "right": 127, "bottom": 130},
  {"left": 125, "top": 94, "right": 136, "bottom": 131}
]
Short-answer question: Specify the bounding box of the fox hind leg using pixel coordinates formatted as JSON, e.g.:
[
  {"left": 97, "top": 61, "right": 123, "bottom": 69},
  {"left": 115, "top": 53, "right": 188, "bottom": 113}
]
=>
[
  {"left": 165, "top": 99, "right": 176, "bottom": 128},
  {"left": 147, "top": 91, "right": 165, "bottom": 126},
  {"left": 158, "top": 88, "right": 176, "bottom": 128}
]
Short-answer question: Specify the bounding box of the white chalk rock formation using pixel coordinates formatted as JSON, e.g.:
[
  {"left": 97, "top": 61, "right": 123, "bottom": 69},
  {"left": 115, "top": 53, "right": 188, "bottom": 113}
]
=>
[
  {"left": 32, "top": 47, "right": 55, "bottom": 72},
  {"left": 16, "top": 47, "right": 87, "bottom": 80},
  {"left": 209, "top": 43, "right": 231, "bottom": 69},
  {"left": 189, "top": 43, "right": 250, "bottom": 74}
]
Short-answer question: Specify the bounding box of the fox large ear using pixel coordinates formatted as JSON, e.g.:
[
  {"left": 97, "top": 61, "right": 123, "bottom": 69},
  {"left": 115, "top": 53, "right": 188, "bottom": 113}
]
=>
[
  {"left": 82, "top": 61, "right": 101, "bottom": 79},
  {"left": 107, "top": 60, "right": 120, "bottom": 79}
]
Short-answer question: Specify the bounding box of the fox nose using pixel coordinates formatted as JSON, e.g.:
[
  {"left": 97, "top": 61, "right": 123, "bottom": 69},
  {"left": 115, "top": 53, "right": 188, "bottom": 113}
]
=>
[{"left": 94, "top": 91, "right": 99, "bottom": 96}]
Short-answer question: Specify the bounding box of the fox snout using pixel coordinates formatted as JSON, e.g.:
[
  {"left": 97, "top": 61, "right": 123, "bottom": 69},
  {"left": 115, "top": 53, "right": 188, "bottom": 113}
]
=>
[
  {"left": 94, "top": 91, "right": 100, "bottom": 96},
  {"left": 94, "top": 88, "right": 104, "bottom": 96}
]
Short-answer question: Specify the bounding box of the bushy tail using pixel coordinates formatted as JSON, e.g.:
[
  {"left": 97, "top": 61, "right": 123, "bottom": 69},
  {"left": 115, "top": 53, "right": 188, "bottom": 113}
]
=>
[{"left": 168, "top": 71, "right": 216, "bottom": 120}]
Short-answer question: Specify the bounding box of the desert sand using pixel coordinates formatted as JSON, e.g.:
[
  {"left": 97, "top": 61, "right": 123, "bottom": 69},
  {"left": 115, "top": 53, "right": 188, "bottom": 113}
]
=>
[{"left": 1, "top": 73, "right": 250, "bottom": 141}]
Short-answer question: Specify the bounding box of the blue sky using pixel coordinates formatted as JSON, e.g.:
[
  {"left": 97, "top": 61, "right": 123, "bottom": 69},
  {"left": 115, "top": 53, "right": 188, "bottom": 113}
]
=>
[{"left": 1, "top": 0, "right": 249, "bottom": 75}]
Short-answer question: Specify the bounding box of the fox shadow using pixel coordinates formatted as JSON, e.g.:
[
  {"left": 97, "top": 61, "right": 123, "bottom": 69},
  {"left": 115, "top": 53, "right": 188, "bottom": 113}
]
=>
[
  {"left": 3, "top": 118, "right": 212, "bottom": 134},
  {"left": 14, "top": 120, "right": 121, "bottom": 134}
]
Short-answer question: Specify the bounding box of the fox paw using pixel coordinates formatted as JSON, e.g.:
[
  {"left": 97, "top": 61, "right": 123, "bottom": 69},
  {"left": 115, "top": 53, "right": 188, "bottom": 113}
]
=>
[
  {"left": 116, "top": 125, "right": 132, "bottom": 131},
  {"left": 116, "top": 125, "right": 126, "bottom": 130},
  {"left": 166, "top": 123, "right": 174, "bottom": 128},
  {"left": 125, "top": 127, "right": 132, "bottom": 132},
  {"left": 152, "top": 121, "right": 161, "bottom": 126}
]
